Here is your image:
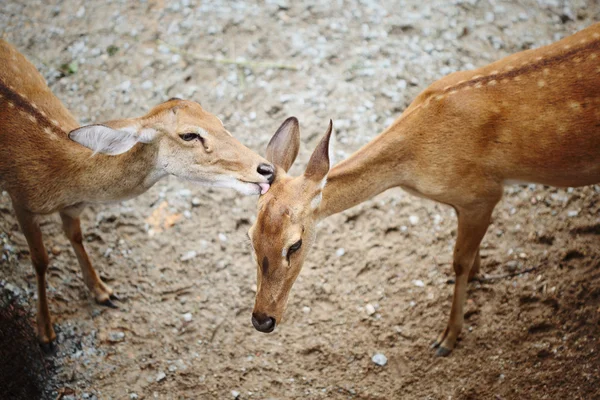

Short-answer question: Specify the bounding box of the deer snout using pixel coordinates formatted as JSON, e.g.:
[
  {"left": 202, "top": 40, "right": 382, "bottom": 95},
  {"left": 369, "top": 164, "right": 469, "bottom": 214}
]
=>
[
  {"left": 257, "top": 163, "right": 275, "bottom": 184},
  {"left": 251, "top": 312, "right": 276, "bottom": 333}
]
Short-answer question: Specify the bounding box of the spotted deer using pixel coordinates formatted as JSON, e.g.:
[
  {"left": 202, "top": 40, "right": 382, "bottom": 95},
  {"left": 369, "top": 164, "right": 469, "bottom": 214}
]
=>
[
  {"left": 0, "top": 39, "right": 274, "bottom": 346},
  {"left": 247, "top": 23, "right": 600, "bottom": 356}
]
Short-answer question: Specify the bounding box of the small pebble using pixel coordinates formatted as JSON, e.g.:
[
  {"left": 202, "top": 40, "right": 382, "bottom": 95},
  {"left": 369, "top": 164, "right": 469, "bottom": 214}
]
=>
[
  {"left": 505, "top": 260, "right": 519, "bottom": 271},
  {"left": 371, "top": 353, "right": 387, "bottom": 366},
  {"left": 409, "top": 215, "right": 419, "bottom": 225},
  {"left": 4, "top": 283, "right": 21, "bottom": 296},
  {"left": 180, "top": 251, "right": 197, "bottom": 262},
  {"left": 118, "top": 80, "right": 132, "bottom": 92},
  {"left": 231, "top": 390, "right": 240, "bottom": 399},
  {"left": 141, "top": 80, "right": 153, "bottom": 90},
  {"left": 182, "top": 312, "right": 193, "bottom": 322},
  {"left": 413, "top": 279, "right": 425, "bottom": 287},
  {"left": 51, "top": 246, "right": 61, "bottom": 256},
  {"left": 365, "top": 303, "right": 376, "bottom": 316},
  {"left": 302, "top": 306, "right": 311, "bottom": 314},
  {"left": 108, "top": 331, "right": 125, "bottom": 343},
  {"left": 191, "top": 197, "right": 201, "bottom": 207},
  {"left": 156, "top": 371, "right": 166, "bottom": 382},
  {"left": 335, "top": 248, "right": 345, "bottom": 257}
]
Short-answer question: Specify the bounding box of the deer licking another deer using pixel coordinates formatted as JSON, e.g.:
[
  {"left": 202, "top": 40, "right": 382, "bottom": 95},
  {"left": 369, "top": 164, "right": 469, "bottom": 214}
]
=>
[
  {"left": 248, "top": 23, "right": 600, "bottom": 356},
  {"left": 0, "top": 40, "right": 274, "bottom": 346}
]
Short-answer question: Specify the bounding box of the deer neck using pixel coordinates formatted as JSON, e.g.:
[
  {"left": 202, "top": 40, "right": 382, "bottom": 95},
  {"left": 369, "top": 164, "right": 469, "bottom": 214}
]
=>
[
  {"left": 318, "top": 123, "right": 411, "bottom": 219},
  {"left": 73, "top": 143, "right": 165, "bottom": 203}
]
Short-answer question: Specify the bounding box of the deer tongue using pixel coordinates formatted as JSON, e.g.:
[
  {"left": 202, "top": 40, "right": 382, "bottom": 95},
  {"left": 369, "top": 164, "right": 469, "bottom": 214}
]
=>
[{"left": 259, "top": 183, "right": 270, "bottom": 195}]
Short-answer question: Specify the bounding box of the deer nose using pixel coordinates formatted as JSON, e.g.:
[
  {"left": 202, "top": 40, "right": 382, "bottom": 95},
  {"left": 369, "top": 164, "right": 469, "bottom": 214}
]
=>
[
  {"left": 251, "top": 313, "right": 276, "bottom": 333},
  {"left": 257, "top": 163, "right": 275, "bottom": 184}
]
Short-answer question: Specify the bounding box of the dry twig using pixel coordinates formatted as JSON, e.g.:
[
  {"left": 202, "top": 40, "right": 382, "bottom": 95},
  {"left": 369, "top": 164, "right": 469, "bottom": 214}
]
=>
[{"left": 157, "top": 40, "right": 299, "bottom": 71}]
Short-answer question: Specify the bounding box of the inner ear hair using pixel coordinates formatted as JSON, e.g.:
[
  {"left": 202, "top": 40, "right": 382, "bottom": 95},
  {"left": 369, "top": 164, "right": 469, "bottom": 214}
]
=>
[
  {"left": 304, "top": 119, "right": 333, "bottom": 181},
  {"left": 266, "top": 116, "right": 300, "bottom": 172},
  {"left": 68, "top": 124, "right": 139, "bottom": 156}
]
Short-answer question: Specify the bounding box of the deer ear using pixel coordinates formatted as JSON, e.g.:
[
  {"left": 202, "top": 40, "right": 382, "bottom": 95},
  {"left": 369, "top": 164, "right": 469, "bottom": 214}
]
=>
[
  {"left": 69, "top": 125, "right": 158, "bottom": 155},
  {"left": 304, "top": 120, "right": 334, "bottom": 182},
  {"left": 266, "top": 117, "right": 300, "bottom": 172}
]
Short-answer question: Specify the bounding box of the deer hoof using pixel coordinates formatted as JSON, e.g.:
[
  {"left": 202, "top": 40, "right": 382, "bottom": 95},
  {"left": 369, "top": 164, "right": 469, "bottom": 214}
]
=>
[
  {"left": 97, "top": 298, "right": 119, "bottom": 309},
  {"left": 39, "top": 340, "right": 57, "bottom": 354},
  {"left": 435, "top": 346, "right": 453, "bottom": 357}
]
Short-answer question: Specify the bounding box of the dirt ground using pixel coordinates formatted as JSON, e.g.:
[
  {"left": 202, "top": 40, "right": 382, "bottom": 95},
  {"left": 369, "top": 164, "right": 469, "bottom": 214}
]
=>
[{"left": 1, "top": 1, "right": 600, "bottom": 399}]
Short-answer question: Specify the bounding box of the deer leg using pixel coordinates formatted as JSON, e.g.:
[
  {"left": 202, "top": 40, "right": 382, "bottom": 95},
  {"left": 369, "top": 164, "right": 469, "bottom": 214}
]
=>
[
  {"left": 60, "top": 211, "right": 117, "bottom": 308},
  {"left": 468, "top": 249, "right": 481, "bottom": 281},
  {"left": 13, "top": 206, "right": 56, "bottom": 345},
  {"left": 432, "top": 202, "right": 497, "bottom": 356}
]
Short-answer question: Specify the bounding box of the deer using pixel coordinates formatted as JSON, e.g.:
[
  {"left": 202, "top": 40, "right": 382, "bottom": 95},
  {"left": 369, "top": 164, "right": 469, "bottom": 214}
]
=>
[
  {"left": 247, "top": 22, "right": 600, "bottom": 356},
  {"left": 0, "top": 39, "right": 275, "bottom": 347}
]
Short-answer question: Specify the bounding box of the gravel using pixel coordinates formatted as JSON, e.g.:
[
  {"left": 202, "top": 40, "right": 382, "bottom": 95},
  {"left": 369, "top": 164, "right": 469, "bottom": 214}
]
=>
[
  {"left": 372, "top": 353, "right": 388, "bottom": 367},
  {"left": 180, "top": 250, "right": 198, "bottom": 262},
  {"left": 0, "top": 0, "right": 597, "bottom": 398},
  {"left": 365, "top": 304, "right": 376, "bottom": 316},
  {"left": 156, "top": 372, "right": 166, "bottom": 382}
]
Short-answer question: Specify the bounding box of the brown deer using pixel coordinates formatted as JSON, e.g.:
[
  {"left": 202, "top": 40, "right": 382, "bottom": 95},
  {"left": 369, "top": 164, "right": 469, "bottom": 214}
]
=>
[
  {"left": 0, "top": 39, "right": 274, "bottom": 346},
  {"left": 247, "top": 23, "right": 600, "bottom": 356}
]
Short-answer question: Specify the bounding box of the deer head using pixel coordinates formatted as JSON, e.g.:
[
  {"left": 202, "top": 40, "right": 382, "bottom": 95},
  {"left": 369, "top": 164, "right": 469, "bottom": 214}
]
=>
[
  {"left": 69, "top": 99, "right": 274, "bottom": 195},
  {"left": 248, "top": 117, "right": 333, "bottom": 332}
]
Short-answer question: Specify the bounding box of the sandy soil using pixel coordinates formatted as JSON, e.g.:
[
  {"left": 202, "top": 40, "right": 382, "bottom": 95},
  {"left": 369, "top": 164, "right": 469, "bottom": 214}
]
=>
[{"left": 1, "top": 1, "right": 600, "bottom": 399}]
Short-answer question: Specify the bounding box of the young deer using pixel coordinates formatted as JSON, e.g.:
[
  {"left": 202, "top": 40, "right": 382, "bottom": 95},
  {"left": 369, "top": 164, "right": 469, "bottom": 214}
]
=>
[
  {"left": 248, "top": 23, "right": 600, "bottom": 356},
  {"left": 0, "top": 39, "right": 274, "bottom": 346}
]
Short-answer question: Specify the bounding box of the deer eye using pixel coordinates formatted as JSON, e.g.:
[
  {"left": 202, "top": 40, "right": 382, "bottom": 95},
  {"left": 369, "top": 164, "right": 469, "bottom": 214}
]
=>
[
  {"left": 179, "top": 133, "right": 202, "bottom": 142},
  {"left": 288, "top": 239, "right": 302, "bottom": 256}
]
